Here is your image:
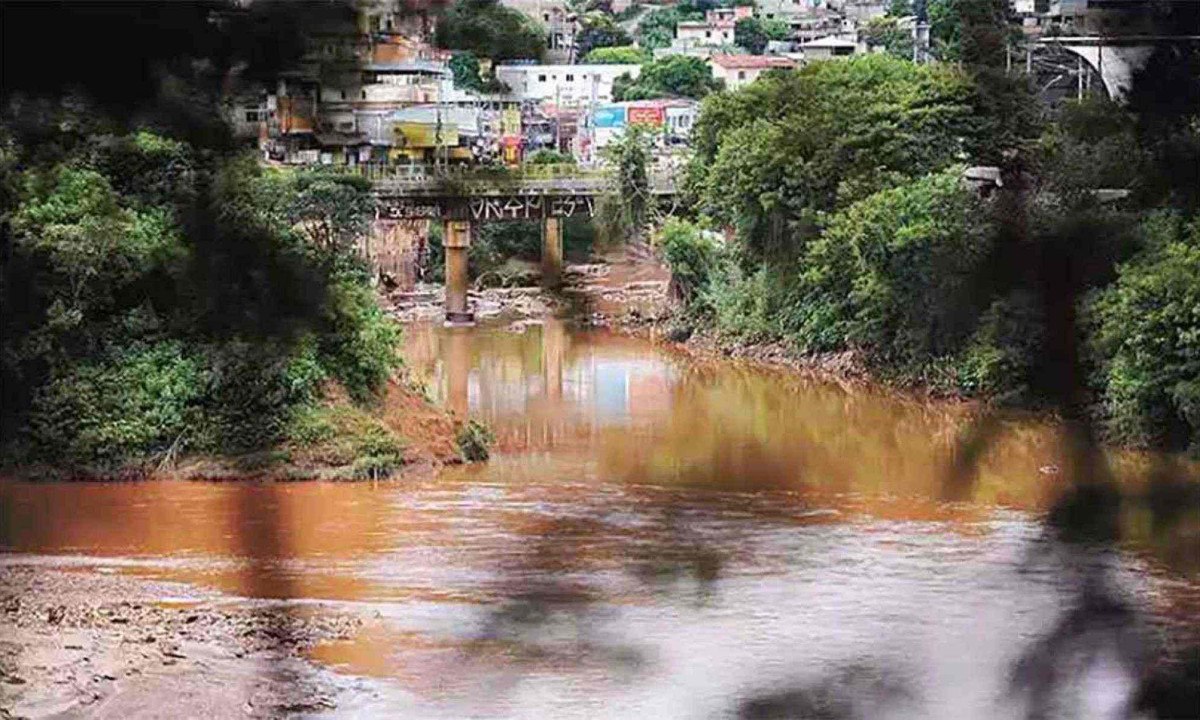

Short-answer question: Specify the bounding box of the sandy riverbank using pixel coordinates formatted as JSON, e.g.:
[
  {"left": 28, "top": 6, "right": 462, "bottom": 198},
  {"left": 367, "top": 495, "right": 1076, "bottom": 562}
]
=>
[{"left": 0, "top": 564, "right": 376, "bottom": 719}]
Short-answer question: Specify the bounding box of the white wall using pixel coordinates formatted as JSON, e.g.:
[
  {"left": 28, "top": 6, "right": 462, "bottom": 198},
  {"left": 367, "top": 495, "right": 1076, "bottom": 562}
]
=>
[{"left": 496, "top": 64, "right": 640, "bottom": 104}]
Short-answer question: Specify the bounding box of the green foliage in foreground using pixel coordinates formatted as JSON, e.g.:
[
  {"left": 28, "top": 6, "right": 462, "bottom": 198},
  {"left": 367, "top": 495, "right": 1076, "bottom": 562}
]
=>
[{"left": 1, "top": 126, "right": 402, "bottom": 471}]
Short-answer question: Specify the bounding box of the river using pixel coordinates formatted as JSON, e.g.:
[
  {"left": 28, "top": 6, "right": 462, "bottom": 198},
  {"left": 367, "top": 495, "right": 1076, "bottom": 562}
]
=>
[{"left": 3, "top": 319, "right": 1198, "bottom": 718}]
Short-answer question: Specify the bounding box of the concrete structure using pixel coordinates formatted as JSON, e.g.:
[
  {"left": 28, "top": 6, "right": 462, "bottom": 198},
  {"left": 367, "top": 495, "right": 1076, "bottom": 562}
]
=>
[
  {"left": 368, "top": 167, "right": 676, "bottom": 321},
  {"left": 755, "top": 0, "right": 821, "bottom": 22},
  {"left": 709, "top": 54, "right": 798, "bottom": 90},
  {"left": 674, "top": 6, "right": 753, "bottom": 50},
  {"left": 799, "top": 35, "right": 859, "bottom": 60},
  {"left": 495, "top": 64, "right": 641, "bottom": 105},
  {"left": 542, "top": 216, "right": 564, "bottom": 288},
  {"left": 443, "top": 220, "right": 473, "bottom": 324}
]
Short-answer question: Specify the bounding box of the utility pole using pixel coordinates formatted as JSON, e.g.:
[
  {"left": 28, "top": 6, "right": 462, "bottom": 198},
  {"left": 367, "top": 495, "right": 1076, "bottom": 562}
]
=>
[{"left": 912, "top": 0, "right": 930, "bottom": 64}]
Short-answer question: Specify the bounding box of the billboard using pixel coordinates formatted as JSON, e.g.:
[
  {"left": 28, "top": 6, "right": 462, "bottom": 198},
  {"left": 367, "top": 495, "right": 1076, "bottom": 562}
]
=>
[
  {"left": 627, "top": 105, "right": 664, "bottom": 127},
  {"left": 593, "top": 105, "right": 626, "bottom": 129}
]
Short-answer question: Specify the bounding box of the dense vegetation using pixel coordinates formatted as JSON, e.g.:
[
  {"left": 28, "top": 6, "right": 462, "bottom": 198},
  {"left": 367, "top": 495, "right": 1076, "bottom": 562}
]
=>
[
  {"left": 583, "top": 45, "right": 651, "bottom": 65},
  {"left": 0, "top": 121, "right": 404, "bottom": 473},
  {"left": 434, "top": 0, "right": 547, "bottom": 62},
  {"left": 613, "top": 55, "right": 723, "bottom": 101},
  {"left": 662, "top": 44, "right": 1200, "bottom": 452}
]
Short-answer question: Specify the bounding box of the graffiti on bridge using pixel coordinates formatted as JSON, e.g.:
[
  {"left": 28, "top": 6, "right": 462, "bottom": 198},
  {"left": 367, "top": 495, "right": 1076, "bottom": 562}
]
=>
[{"left": 378, "top": 195, "right": 596, "bottom": 223}]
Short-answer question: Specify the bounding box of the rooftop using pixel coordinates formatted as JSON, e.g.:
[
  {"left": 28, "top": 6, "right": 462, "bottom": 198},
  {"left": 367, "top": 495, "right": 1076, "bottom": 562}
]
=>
[
  {"left": 710, "top": 54, "right": 798, "bottom": 70},
  {"left": 800, "top": 36, "right": 858, "bottom": 48}
]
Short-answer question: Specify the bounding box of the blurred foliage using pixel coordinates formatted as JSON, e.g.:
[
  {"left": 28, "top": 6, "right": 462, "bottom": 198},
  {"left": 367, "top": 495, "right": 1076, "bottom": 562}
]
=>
[{"left": 0, "top": 122, "right": 402, "bottom": 471}]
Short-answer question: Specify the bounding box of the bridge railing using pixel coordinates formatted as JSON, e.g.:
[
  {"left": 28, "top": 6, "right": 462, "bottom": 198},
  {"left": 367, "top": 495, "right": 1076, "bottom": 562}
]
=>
[{"left": 342, "top": 162, "right": 677, "bottom": 195}]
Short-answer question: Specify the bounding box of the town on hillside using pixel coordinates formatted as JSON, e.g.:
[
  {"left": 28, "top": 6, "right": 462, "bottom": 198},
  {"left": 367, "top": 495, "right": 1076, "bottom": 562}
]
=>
[{"left": 224, "top": 0, "right": 1115, "bottom": 170}]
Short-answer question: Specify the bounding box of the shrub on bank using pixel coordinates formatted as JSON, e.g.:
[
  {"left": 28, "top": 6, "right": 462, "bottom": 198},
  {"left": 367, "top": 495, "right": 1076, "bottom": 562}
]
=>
[
  {"left": 1086, "top": 214, "right": 1200, "bottom": 451},
  {"left": 456, "top": 419, "right": 495, "bottom": 462},
  {"left": 1, "top": 126, "right": 405, "bottom": 472}
]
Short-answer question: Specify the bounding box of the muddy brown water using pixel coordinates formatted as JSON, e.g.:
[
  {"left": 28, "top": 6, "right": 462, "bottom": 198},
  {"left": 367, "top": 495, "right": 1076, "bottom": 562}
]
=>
[{"left": 3, "top": 319, "right": 1199, "bottom": 718}]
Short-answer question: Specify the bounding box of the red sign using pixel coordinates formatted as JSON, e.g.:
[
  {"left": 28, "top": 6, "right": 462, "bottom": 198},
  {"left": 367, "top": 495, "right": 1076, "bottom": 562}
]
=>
[{"left": 627, "top": 106, "right": 664, "bottom": 127}]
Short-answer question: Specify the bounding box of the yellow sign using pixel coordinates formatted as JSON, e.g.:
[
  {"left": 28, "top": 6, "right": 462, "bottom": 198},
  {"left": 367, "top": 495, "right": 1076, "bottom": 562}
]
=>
[
  {"left": 393, "top": 122, "right": 458, "bottom": 148},
  {"left": 500, "top": 107, "right": 521, "bottom": 138}
]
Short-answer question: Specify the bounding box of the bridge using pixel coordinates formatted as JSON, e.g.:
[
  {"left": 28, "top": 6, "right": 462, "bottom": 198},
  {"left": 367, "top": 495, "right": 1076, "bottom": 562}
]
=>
[{"left": 355, "top": 163, "right": 678, "bottom": 324}]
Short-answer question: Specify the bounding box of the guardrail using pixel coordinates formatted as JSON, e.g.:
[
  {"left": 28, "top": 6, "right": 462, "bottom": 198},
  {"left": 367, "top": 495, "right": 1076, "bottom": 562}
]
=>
[{"left": 342, "top": 163, "right": 677, "bottom": 195}]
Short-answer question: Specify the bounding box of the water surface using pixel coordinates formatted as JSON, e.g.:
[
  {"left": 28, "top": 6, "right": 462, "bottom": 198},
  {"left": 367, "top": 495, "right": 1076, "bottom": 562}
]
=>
[{"left": 3, "top": 319, "right": 1197, "bottom": 718}]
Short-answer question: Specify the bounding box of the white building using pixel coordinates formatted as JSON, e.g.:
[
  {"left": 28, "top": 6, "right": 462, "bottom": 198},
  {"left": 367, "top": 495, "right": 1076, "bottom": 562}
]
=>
[
  {"left": 709, "top": 54, "right": 797, "bottom": 90},
  {"left": 495, "top": 64, "right": 641, "bottom": 104},
  {"left": 799, "top": 36, "right": 859, "bottom": 60}
]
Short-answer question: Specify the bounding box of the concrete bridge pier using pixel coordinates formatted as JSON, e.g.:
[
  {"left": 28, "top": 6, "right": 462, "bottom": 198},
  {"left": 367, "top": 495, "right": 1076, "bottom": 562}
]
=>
[
  {"left": 541, "top": 216, "right": 563, "bottom": 289},
  {"left": 444, "top": 220, "right": 474, "bottom": 325}
]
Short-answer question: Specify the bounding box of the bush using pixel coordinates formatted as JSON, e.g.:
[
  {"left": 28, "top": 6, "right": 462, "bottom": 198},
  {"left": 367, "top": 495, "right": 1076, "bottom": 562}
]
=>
[
  {"left": 658, "top": 217, "right": 724, "bottom": 308},
  {"left": 793, "top": 169, "right": 992, "bottom": 366},
  {"left": 456, "top": 419, "right": 494, "bottom": 462},
  {"left": 28, "top": 342, "right": 204, "bottom": 467},
  {"left": 2, "top": 127, "right": 403, "bottom": 469},
  {"left": 954, "top": 291, "right": 1043, "bottom": 401},
  {"left": 1086, "top": 214, "right": 1200, "bottom": 450}
]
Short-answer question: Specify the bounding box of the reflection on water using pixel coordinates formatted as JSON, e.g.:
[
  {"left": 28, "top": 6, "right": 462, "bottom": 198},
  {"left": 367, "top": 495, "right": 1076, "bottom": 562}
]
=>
[{"left": 3, "top": 319, "right": 1199, "bottom": 718}]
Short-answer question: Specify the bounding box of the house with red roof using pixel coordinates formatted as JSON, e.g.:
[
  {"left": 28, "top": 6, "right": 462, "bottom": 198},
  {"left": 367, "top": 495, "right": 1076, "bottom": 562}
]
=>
[{"left": 708, "top": 54, "right": 798, "bottom": 90}]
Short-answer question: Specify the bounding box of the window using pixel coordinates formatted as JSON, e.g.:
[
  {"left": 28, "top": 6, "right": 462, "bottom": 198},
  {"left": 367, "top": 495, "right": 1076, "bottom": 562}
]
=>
[
  {"left": 538, "top": 74, "right": 547, "bottom": 82},
  {"left": 244, "top": 110, "right": 261, "bottom": 122},
  {"left": 543, "top": 12, "right": 550, "bottom": 21},
  {"left": 705, "top": 30, "right": 712, "bottom": 38},
  {"left": 738, "top": 71, "right": 746, "bottom": 80},
  {"left": 361, "top": 90, "right": 367, "bottom": 100},
  {"left": 767, "top": 12, "right": 774, "bottom": 18},
  {"left": 566, "top": 74, "right": 574, "bottom": 82},
  {"left": 339, "top": 90, "right": 346, "bottom": 100}
]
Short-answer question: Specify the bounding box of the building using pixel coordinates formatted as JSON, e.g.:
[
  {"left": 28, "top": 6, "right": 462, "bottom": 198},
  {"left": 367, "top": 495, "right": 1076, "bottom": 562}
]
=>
[
  {"left": 755, "top": 0, "right": 822, "bottom": 23},
  {"left": 709, "top": 54, "right": 797, "bottom": 90},
  {"left": 500, "top": 0, "right": 577, "bottom": 62},
  {"left": 579, "top": 99, "right": 700, "bottom": 162},
  {"left": 799, "top": 35, "right": 859, "bottom": 60},
  {"left": 674, "top": 6, "right": 753, "bottom": 50},
  {"left": 495, "top": 64, "right": 640, "bottom": 105}
]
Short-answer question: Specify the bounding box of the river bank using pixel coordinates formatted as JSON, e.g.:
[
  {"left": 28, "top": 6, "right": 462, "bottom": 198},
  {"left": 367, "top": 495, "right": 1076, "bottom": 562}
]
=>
[
  {"left": 2, "top": 378, "right": 465, "bottom": 485},
  {"left": 0, "top": 563, "right": 372, "bottom": 718}
]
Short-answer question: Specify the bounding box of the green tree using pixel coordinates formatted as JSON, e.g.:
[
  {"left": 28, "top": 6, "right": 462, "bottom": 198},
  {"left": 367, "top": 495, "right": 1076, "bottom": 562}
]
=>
[
  {"left": 614, "top": 55, "right": 723, "bottom": 101},
  {"left": 583, "top": 45, "right": 651, "bottom": 64},
  {"left": 1087, "top": 214, "right": 1200, "bottom": 450},
  {"left": 434, "top": 0, "right": 546, "bottom": 62},
  {"left": 861, "top": 16, "right": 914, "bottom": 59},
  {"left": 636, "top": 6, "right": 700, "bottom": 50},
  {"left": 691, "top": 55, "right": 984, "bottom": 255},
  {"left": 794, "top": 168, "right": 992, "bottom": 363},
  {"left": 575, "top": 12, "right": 634, "bottom": 58},
  {"left": 598, "top": 125, "right": 653, "bottom": 241},
  {"left": 762, "top": 18, "right": 792, "bottom": 41},
  {"left": 734, "top": 17, "right": 769, "bottom": 55}
]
